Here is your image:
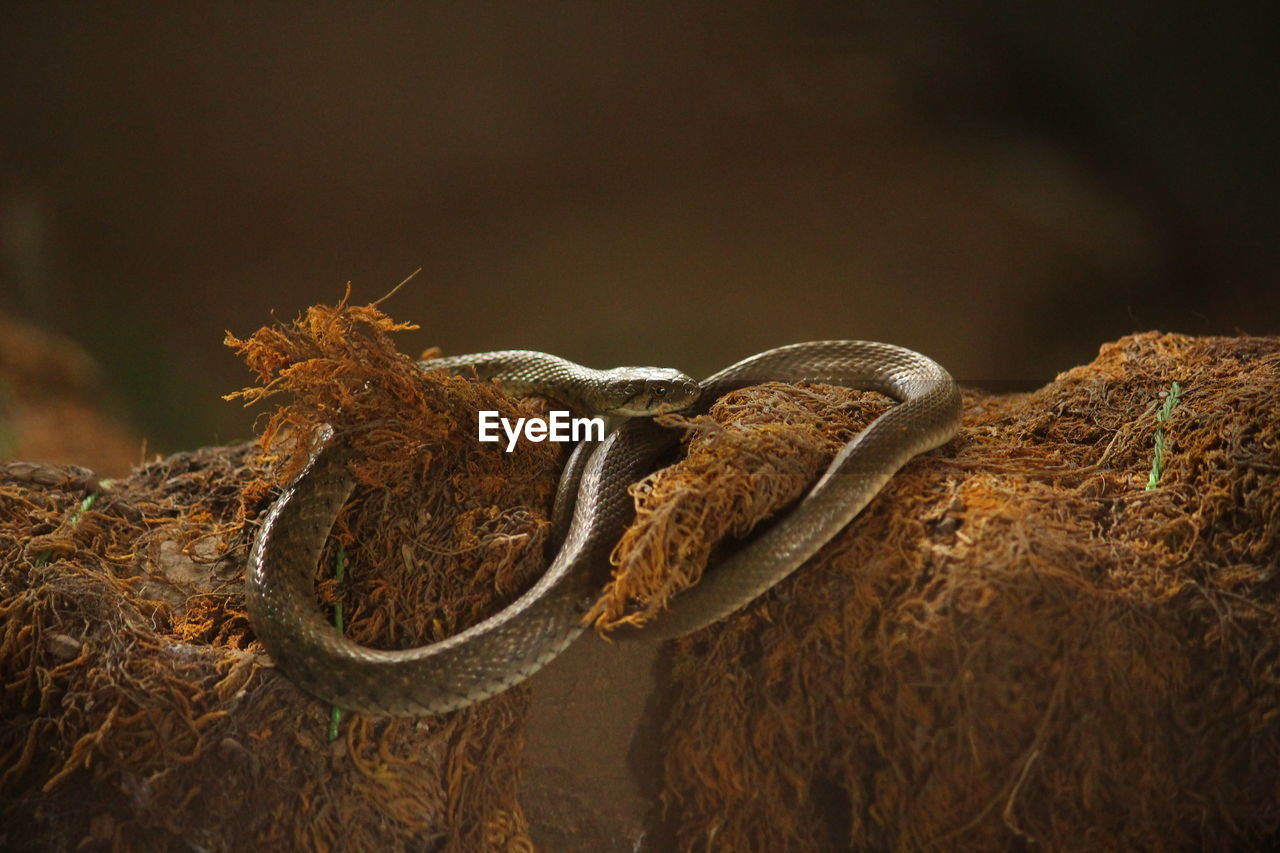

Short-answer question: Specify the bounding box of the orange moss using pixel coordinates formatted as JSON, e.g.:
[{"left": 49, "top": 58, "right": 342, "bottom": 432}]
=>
[
  {"left": 625, "top": 332, "right": 1280, "bottom": 850},
  {"left": 5, "top": 301, "right": 1278, "bottom": 851},
  {"left": 1, "top": 293, "right": 557, "bottom": 851}
]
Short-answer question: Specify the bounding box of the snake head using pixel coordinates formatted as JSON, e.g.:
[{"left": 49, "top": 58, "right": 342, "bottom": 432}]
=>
[{"left": 601, "top": 367, "right": 700, "bottom": 416}]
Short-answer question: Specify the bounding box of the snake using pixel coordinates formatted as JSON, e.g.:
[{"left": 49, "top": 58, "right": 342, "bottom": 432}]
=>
[{"left": 246, "top": 342, "right": 962, "bottom": 715}]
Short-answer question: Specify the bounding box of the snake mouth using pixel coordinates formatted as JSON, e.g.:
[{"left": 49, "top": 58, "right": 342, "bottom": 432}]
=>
[
  {"left": 612, "top": 387, "right": 701, "bottom": 417},
  {"left": 646, "top": 394, "right": 701, "bottom": 416},
  {"left": 612, "top": 402, "right": 683, "bottom": 417}
]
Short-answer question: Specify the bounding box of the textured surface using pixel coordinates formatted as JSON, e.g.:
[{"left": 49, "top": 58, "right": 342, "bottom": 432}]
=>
[{"left": 246, "top": 344, "right": 962, "bottom": 716}]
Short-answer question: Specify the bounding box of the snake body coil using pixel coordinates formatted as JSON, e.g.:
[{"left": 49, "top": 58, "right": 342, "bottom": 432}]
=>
[{"left": 246, "top": 343, "right": 962, "bottom": 715}]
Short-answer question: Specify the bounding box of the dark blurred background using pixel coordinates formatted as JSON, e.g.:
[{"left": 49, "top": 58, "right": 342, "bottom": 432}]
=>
[{"left": 2, "top": 1, "right": 1276, "bottom": 455}]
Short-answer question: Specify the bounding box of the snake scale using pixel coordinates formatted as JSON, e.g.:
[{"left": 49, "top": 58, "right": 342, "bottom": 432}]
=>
[{"left": 246, "top": 342, "right": 962, "bottom": 715}]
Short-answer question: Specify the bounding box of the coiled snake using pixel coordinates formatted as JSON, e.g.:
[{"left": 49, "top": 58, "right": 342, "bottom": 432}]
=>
[{"left": 246, "top": 342, "right": 962, "bottom": 715}]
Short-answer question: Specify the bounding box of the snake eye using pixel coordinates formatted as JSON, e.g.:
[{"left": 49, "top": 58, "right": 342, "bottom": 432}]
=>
[{"left": 652, "top": 384, "right": 668, "bottom": 397}]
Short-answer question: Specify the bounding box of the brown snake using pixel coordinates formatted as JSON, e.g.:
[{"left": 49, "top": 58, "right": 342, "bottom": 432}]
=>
[{"left": 246, "top": 342, "right": 962, "bottom": 715}]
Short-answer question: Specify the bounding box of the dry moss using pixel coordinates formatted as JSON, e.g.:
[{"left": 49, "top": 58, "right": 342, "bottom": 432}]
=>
[
  {"left": 605, "top": 332, "right": 1280, "bottom": 850},
  {"left": 588, "top": 383, "right": 892, "bottom": 629},
  {"left": 5, "top": 310, "right": 1277, "bottom": 851},
  {"left": 1, "top": 293, "right": 559, "bottom": 851}
]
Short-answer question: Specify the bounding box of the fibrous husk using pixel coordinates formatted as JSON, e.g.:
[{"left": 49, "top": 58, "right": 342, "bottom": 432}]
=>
[
  {"left": 1, "top": 292, "right": 559, "bottom": 851},
  {"left": 5, "top": 304, "right": 1278, "bottom": 851},
  {"left": 595, "top": 332, "right": 1280, "bottom": 851}
]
